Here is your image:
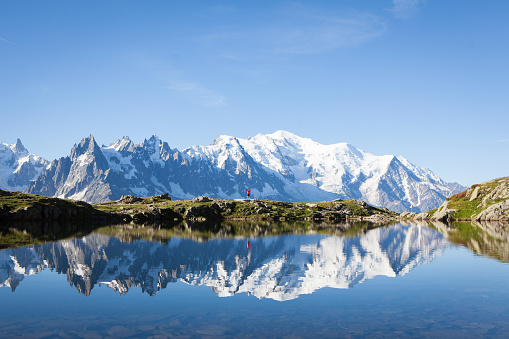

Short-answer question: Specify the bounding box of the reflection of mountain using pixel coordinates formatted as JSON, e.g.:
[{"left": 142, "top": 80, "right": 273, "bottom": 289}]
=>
[{"left": 0, "top": 224, "right": 447, "bottom": 300}]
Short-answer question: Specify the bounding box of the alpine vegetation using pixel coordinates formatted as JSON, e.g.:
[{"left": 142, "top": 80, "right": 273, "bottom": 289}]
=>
[{"left": 18, "top": 131, "right": 464, "bottom": 212}]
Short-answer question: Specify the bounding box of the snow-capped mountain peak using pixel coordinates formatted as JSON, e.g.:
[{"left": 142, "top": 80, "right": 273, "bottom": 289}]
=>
[
  {"left": 18, "top": 131, "right": 464, "bottom": 211},
  {"left": 0, "top": 139, "right": 48, "bottom": 191},
  {"left": 107, "top": 136, "right": 135, "bottom": 153},
  {"left": 11, "top": 138, "right": 27, "bottom": 154}
]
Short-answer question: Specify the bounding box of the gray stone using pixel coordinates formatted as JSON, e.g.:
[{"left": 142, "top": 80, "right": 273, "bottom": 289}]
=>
[
  {"left": 414, "top": 212, "right": 429, "bottom": 220},
  {"left": 192, "top": 196, "right": 212, "bottom": 203},
  {"left": 118, "top": 195, "right": 143, "bottom": 204}
]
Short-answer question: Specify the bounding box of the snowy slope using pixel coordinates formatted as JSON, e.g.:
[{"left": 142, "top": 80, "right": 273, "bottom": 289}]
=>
[
  {"left": 184, "top": 131, "right": 464, "bottom": 212},
  {"left": 23, "top": 131, "right": 464, "bottom": 211},
  {"left": 0, "top": 139, "right": 48, "bottom": 191}
]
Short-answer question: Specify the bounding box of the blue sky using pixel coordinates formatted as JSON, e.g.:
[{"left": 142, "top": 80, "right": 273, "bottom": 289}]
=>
[{"left": 1, "top": 0, "right": 508, "bottom": 186}]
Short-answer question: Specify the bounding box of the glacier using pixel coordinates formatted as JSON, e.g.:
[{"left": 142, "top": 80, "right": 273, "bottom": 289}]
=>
[
  {"left": 0, "top": 139, "right": 48, "bottom": 192},
  {"left": 0, "top": 131, "right": 466, "bottom": 212}
]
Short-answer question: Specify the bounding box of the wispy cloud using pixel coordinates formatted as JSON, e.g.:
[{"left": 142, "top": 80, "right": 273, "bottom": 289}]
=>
[
  {"left": 0, "top": 37, "right": 15, "bottom": 45},
  {"left": 201, "top": 8, "right": 387, "bottom": 56},
  {"left": 269, "top": 13, "right": 387, "bottom": 54},
  {"left": 497, "top": 139, "right": 509, "bottom": 143},
  {"left": 165, "top": 82, "right": 227, "bottom": 107},
  {"left": 391, "top": 0, "right": 425, "bottom": 19}
]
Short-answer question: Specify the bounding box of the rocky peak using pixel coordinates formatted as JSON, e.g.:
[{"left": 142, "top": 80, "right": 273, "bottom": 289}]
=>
[
  {"left": 12, "top": 138, "right": 27, "bottom": 153},
  {"left": 142, "top": 135, "right": 163, "bottom": 156},
  {"left": 109, "top": 136, "right": 135, "bottom": 153},
  {"left": 70, "top": 135, "right": 98, "bottom": 159}
]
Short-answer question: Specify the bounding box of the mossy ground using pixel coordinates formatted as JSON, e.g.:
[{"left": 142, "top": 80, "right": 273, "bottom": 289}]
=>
[
  {"left": 0, "top": 190, "right": 91, "bottom": 212},
  {"left": 94, "top": 198, "right": 398, "bottom": 221},
  {"left": 445, "top": 177, "right": 508, "bottom": 219}
]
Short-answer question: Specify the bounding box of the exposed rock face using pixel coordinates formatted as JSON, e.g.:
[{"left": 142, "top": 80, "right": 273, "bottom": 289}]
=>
[
  {"left": 27, "top": 136, "right": 118, "bottom": 203},
  {"left": 0, "top": 139, "right": 48, "bottom": 191},
  {"left": 24, "top": 132, "right": 464, "bottom": 211},
  {"left": 118, "top": 195, "right": 143, "bottom": 204},
  {"left": 411, "top": 177, "right": 509, "bottom": 221},
  {"left": 473, "top": 200, "right": 509, "bottom": 221},
  {"left": 192, "top": 196, "right": 212, "bottom": 203}
]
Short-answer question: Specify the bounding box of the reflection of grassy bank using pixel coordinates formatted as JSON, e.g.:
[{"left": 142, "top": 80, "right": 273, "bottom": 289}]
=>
[
  {"left": 94, "top": 220, "right": 395, "bottom": 243},
  {"left": 0, "top": 222, "right": 100, "bottom": 249},
  {"left": 438, "top": 221, "right": 509, "bottom": 263},
  {"left": 1, "top": 220, "right": 396, "bottom": 249}
]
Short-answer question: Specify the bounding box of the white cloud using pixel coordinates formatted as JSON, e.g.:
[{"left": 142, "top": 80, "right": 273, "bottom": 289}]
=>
[
  {"left": 166, "top": 82, "right": 227, "bottom": 107},
  {"left": 0, "top": 37, "right": 15, "bottom": 45},
  {"left": 201, "top": 8, "right": 387, "bottom": 56},
  {"left": 269, "top": 13, "right": 387, "bottom": 54},
  {"left": 391, "top": 0, "right": 425, "bottom": 19}
]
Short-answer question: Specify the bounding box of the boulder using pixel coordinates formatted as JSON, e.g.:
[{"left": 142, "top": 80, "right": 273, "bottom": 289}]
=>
[
  {"left": 192, "top": 196, "right": 212, "bottom": 203},
  {"left": 118, "top": 195, "right": 143, "bottom": 204},
  {"left": 400, "top": 211, "right": 417, "bottom": 219},
  {"left": 184, "top": 204, "right": 221, "bottom": 220},
  {"left": 151, "top": 193, "right": 171, "bottom": 202},
  {"left": 472, "top": 200, "right": 509, "bottom": 221},
  {"left": 414, "top": 212, "right": 429, "bottom": 220}
]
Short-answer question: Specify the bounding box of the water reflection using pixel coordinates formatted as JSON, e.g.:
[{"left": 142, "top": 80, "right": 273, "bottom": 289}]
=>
[
  {"left": 432, "top": 220, "right": 509, "bottom": 262},
  {"left": 0, "top": 223, "right": 450, "bottom": 300}
]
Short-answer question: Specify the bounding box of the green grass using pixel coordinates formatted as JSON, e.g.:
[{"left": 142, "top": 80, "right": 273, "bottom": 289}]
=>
[
  {"left": 0, "top": 190, "right": 95, "bottom": 215},
  {"left": 443, "top": 177, "right": 509, "bottom": 219}
]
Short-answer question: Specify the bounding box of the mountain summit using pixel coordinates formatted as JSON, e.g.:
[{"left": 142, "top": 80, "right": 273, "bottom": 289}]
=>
[
  {"left": 17, "top": 131, "right": 463, "bottom": 211},
  {"left": 0, "top": 139, "right": 48, "bottom": 191}
]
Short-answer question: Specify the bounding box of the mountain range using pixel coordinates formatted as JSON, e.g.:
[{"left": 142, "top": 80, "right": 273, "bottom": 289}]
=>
[
  {"left": 0, "top": 131, "right": 465, "bottom": 212},
  {"left": 0, "top": 224, "right": 447, "bottom": 300}
]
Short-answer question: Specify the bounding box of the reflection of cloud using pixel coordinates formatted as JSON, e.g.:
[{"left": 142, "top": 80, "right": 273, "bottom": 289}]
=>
[
  {"left": 165, "top": 82, "right": 227, "bottom": 107},
  {"left": 201, "top": 9, "right": 387, "bottom": 56},
  {"left": 391, "top": 0, "right": 425, "bottom": 19}
]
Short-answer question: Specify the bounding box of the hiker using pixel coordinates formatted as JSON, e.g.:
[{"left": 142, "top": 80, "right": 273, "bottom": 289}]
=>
[{"left": 246, "top": 189, "right": 251, "bottom": 200}]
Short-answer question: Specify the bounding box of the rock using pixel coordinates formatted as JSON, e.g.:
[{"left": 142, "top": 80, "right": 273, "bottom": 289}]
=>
[
  {"left": 432, "top": 209, "right": 454, "bottom": 222},
  {"left": 473, "top": 200, "right": 509, "bottom": 221},
  {"left": 118, "top": 195, "right": 143, "bottom": 204},
  {"left": 192, "top": 196, "right": 212, "bottom": 203},
  {"left": 469, "top": 186, "right": 480, "bottom": 201},
  {"left": 150, "top": 193, "right": 171, "bottom": 202},
  {"left": 400, "top": 211, "right": 417, "bottom": 218},
  {"left": 255, "top": 207, "right": 270, "bottom": 214},
  {"left": 414, "top": 212, "right": 429, "bottom": 220},
  {"left": 430, "top": 200, "right": 456, "bottom": 222},
  {"left": 306, "top": 203, "right": 317, "bottom": 208},
  {"left": 184, "top": 204, "right": 221, "bottom": 220},
  {"left": 217, "top": 201, "right": 235, "bottom": 211},
  {"left": 333, "top": 202, "right": 345, "bottom": 210}
]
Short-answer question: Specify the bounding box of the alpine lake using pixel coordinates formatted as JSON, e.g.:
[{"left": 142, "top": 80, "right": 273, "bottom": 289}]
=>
[{"left": 1, "top": 220, "right": 509, "bottom": 338}]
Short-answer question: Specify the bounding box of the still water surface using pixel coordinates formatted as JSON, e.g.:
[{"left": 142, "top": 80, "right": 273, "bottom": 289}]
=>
[{"left": 1, "top": 222, "right": 509, "bottom": 338}]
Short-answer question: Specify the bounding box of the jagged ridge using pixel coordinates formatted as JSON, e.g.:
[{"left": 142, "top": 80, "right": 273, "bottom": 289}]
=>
[{"left": 0, "top": 132, "right": 465, "bottom": 212}]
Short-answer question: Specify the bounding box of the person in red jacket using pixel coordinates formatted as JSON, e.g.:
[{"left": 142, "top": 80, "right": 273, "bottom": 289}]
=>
[{"left": 246, "top": 189, "right": 251, "bottom": 200}]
